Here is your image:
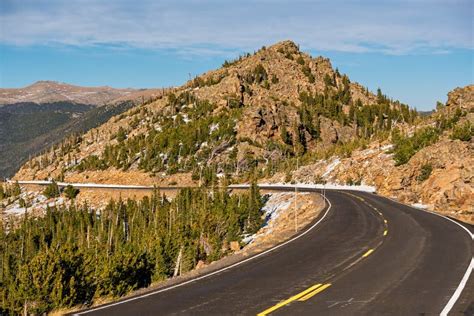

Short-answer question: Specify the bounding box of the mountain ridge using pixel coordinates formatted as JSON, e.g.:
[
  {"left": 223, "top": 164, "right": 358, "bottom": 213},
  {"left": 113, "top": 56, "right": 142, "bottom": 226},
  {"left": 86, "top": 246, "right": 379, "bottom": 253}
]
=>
[
  {"left": 0, "top": 80, "right": 135, "bottom": 106},
  {"left": 11, "top": 40, "right": 473, "bottom": 222}
]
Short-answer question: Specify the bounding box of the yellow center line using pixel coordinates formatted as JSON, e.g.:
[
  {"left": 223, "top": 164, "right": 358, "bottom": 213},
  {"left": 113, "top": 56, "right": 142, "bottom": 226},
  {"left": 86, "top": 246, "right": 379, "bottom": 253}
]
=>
[
  {"left": 258, "top": 193, "right": 387, "bottom": 315},
  {"left": 362, "top": 249, "right": 374, "bottom": 258},
  {"left": 257, "top": 284, "right": 322, "bottom": 316},
  {"left": 298, "top": 283, "right": 332, "bottom": 301}
]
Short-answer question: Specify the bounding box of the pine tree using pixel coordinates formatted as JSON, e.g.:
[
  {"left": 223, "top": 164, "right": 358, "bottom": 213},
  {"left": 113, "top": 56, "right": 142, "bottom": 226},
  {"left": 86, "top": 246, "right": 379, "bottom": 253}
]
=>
[
  {"left": 116, "top": 127, "right": 127, "bottom": 142},
  {"left": 43, "top": 180, "right": 60, "bottom": 199},
  {"left": 64, "top": 185, "right": 80, "bottom": 200}
]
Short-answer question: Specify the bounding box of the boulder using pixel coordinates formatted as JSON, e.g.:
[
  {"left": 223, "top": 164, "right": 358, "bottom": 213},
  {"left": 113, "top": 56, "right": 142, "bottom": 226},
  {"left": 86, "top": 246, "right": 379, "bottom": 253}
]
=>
[{"left": 230, "top": 241, "right": 241, "bottom": 252}]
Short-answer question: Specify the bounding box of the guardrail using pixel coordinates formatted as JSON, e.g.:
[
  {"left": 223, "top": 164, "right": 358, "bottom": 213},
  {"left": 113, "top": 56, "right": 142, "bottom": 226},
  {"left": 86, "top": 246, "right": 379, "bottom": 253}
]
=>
[{"left": 9, "top": 180, "right": 376, "bottom": 193}]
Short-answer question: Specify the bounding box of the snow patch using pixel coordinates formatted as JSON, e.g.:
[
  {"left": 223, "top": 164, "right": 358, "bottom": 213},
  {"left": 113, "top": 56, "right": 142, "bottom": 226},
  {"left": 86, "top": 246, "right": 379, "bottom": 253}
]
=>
[
  {"left": 5, "top": 206, "right": 28, "bottom": 215},
  {"left": 261, "top": 193, "right": 293, "bottom": 224},
  {"left": 411, "top": 203, "right": 429, "bottom": 209},
  {"left": 182, "top": 113, "right": 192, "bottom": 124},
  {"left": 322, "top": 158, "right": 340, "bottom": 178},
  {"left": 209, "top": 123, "right": 219, "bottom": 133},
  {"left": 360, "top": 149, "right": 376, "bottom": 157},
  {"left": 242, "top": 192, "right": 309, "bottom": 245},
  {"left": 381, "top": 144, "right": 394, "bottom": 151}
]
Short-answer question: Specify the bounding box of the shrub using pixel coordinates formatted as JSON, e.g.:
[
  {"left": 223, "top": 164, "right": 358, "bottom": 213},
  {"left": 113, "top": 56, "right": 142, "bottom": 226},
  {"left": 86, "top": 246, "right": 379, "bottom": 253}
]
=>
[
  {"left": 313, "top": 175, "right": 326, "bottom": 184},
  {"left": 393, "top": 127, "right": 439, "bottom": 165},
  {"left": 253, "top": 64, "right": 268, "bottom": 84},
  {"left": 43, "top": 180, "right": 60, "bottom": 198},
  {"left": 302, "top": 66, "right": 315, "bottom": 83},
  {"left": 324, "top": 73, "right": 334, "bottom": 87},
  {"left": 271, "top": 74, "right": 279, "bottom": 84},
  {"left": 296, "top": 56, "right": 305, "bottom": 65},
  {"left": 11, "top": 181, "right": 21, "bottom": 196},
  {"left": 64, "top": 185, "right": 80, "bottom": 199},
  {"left": 417, "top": 163, "right": 432, "bottom": 182},
  {"left": 262, "top": 80, "right": 270, "bottom": 89},
  {"left": 116, "top": 127, "right": 127, "bottom": 142},
  {"left": 451, "top": 122, "right": 472, "bottom": 141}
]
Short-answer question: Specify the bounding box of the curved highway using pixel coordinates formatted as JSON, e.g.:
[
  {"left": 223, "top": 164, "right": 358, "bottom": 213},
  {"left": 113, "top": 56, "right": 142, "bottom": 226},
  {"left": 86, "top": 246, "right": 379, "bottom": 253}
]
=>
[{"left": 73, "top": 188, "right": 473, "bottom": 315}]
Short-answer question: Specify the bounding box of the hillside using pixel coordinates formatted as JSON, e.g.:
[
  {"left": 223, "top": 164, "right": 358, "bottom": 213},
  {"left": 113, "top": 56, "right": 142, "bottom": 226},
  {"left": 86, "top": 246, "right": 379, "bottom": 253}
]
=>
[
  {"left": 0, "top": 82, "right": 166, "bottom": 178},
  {"left": 279, "top": 85, "right": 473, "bottom": 223},
  {"left": 14, "top": 41, "right": 414, "bottom": 181},
  {"left": 12, "top": 41, "right": 472, "bottom": 221}
]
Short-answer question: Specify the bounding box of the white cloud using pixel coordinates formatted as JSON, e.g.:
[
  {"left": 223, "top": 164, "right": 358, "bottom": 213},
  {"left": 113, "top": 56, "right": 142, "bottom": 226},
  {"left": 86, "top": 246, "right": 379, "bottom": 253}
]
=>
[{"left": 0, "top": 0, "right": 472, "bottom": 55}]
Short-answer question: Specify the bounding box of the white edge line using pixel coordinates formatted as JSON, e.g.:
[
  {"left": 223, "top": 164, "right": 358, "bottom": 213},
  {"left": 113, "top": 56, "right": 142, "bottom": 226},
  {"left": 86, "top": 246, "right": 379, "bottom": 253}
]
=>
[
  {"left": 384, "top": 196, "right": 473, "bottom": 315},
  {"left": 440, "top": 257, "right": 474, "bottom": 316},
  {"left": 74, "top": 186, "right": 332, "bottom": 315},
  {"left": 385, "top": 196, "right": 473, "bottom": 240}
]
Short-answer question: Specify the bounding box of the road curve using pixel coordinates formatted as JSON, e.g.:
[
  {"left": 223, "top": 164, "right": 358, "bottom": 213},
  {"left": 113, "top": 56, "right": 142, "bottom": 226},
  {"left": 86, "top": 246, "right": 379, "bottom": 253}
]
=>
[{"left": 74, "top": 188, "right": 473, "bottom": 315}]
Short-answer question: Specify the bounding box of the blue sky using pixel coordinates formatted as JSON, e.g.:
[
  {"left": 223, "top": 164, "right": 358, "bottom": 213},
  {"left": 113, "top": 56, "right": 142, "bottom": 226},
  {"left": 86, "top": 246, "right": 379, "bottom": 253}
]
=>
[{"left": 0, "top": 0, "right": 472, "bottom": 110}]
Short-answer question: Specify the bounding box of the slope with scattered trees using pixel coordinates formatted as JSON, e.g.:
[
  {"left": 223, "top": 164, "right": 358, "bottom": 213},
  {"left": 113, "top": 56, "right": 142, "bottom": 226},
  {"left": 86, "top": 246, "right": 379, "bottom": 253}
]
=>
[
  {"left": 14, "top": 41, "right": 417, "bottom": 185},
  {"left": 0, "top": 184, "right": 264, "bottom": 314}
]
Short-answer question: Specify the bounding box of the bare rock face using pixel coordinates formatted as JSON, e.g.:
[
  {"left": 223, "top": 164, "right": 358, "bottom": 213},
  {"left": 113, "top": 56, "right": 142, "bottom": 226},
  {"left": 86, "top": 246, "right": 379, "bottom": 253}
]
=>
[
  {"left": 318, "top": 117, "right": 357, "bottom": 145},
  {"left": 319, "top": 117, "right": 338, "bottom": 144},
  {"left": 411, "top": 140, "right": 474, "bottom": 214},
  {"left": 237, "top": 106, "right": 280, "bottom": 143},
  {"left": 336, "top": 124, "right": 357, "bottom": 144},
  {"left": 446, "top": 85, "right": 474, "bottom": 110}
]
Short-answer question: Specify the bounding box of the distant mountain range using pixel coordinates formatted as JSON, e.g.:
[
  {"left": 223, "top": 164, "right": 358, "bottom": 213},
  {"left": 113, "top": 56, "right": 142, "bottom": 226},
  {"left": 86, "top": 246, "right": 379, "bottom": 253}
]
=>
[
  {"left": 0, "top": 80, "right": 135, "bottom": 106},
  {"left": 0, "top": 81, "right": 166, "bottom": 178}
]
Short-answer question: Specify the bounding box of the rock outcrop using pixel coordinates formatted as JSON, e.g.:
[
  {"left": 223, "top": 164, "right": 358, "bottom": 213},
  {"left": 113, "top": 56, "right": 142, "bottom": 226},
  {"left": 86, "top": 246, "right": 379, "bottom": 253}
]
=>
[{"left": 446, "top": 85, "right": 474, "bottom": 110}]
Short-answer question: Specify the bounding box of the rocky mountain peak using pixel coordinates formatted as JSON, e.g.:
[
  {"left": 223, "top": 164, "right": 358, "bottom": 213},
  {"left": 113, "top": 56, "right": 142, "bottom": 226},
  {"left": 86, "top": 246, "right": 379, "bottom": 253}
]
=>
[
  {"left": 446, "top": 84, "right": 473, "bottom": 110},
  {"left": 267, "top": 39, "right": 300, "bottom": 53},
  {"left": 14, "top": 40, "right": 418, "bottom": 188}
]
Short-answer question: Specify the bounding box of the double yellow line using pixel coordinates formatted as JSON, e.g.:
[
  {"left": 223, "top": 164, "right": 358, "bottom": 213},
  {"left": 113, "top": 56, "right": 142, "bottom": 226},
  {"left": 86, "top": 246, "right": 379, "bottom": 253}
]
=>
[
  {"left": 259, "top": 193, "right": 389, "bottom": 315},
  {"left": 345, "top": 192, "right": 389, "bottom": 239},
  {"left": 257, "top": 283, "right": 332, "bottom": 315}
]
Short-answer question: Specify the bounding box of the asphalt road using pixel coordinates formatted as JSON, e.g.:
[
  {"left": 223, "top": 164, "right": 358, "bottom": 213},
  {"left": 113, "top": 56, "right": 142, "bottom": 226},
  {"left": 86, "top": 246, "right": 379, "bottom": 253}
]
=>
[{"left": 75, "top": 189, "right": 473, "bottom": 316}]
